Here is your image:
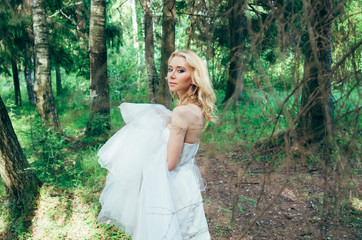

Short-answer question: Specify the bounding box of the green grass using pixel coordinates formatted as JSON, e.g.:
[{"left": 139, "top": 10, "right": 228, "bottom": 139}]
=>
[
  {"left": 201, "top": 89, "right": 294, "bottom": 158},
  {"left": 0, "top": 72, "right": 132, "bottom": 239}
]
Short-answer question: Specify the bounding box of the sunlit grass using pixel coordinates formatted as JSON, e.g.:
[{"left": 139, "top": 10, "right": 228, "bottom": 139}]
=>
[
  {"left": 30, "top": 184, "right": 129, "bottom": 240},
  {"left": 12, "top": 181, "right": 128, "bottom": 240}
]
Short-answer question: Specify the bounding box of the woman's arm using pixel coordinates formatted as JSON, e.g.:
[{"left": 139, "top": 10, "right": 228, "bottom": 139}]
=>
[{"left": 167, "top": 107, "right": 189, "bottom": 171}]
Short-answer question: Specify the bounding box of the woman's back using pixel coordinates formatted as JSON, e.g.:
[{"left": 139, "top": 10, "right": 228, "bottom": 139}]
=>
[{"left": 168, "top": 104, "right": 203, "bottom": 144}]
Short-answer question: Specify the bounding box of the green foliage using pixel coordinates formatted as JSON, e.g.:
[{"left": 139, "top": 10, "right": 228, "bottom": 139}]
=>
[
  {"left": 202, "top": 89, "right": 292, "bottom": 154},
  {"left": 85, "top": 113, "right": 111, "bottom": 138},
  {"left": 108, "top": 47, "right": 148, "bottom": 103},
  {"left": 28, "top": 119, "right": 80, "bottom": 187},
  {"left": 216, "top": 206, "right": 232, "bottom": 218},
  {"left": 0, "top": 0, "right": 31, "bottom": 74},
  {"left": 237, "top": 195, "right": 256, "bottom": 212}
]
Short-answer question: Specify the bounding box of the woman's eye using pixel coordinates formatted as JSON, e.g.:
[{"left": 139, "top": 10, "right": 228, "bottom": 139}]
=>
[
  {"left": 168, "top": 68, "right": 173, "bottom": 72},
  {"left": 177, "top": 69, "right": 185, "bottom": 73}
]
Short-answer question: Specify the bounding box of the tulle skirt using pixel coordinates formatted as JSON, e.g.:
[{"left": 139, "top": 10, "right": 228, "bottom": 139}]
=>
[{"left": 97, "top": 103, "right": 210, "bottom": 239}]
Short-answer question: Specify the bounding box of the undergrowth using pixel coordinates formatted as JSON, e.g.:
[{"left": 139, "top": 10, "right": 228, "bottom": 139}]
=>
[{"left": 0, "top": 73, "right": 132, "bottom": 239}]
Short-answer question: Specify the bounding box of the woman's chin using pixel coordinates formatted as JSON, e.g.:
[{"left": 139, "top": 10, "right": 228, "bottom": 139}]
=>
[{"left": 168, "top": 86, "right": 177, "bottom": 92}]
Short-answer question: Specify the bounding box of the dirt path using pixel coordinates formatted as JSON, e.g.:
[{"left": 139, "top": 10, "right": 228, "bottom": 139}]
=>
[{"left": 197, "top": 146, "right": 360, "bottom": 240}]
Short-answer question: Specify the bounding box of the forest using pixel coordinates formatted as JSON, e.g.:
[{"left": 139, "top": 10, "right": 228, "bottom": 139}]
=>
[{"left": 0, "top": 0, "right": 360, "bottom": 239}]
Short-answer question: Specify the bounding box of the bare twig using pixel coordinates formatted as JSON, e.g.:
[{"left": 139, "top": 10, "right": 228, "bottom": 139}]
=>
[{"left": 49, "top": 1, "right": 83, "bottom": 18}]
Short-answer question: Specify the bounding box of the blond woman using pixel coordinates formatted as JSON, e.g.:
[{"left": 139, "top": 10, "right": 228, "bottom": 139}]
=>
[{"left": 97, "top": 50, "right": 216, "bottom": 240}]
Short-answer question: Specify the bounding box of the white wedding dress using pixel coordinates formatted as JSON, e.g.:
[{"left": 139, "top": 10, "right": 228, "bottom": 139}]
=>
[{"left": 97, "top": 103, "right": 210, "bottom": 240}]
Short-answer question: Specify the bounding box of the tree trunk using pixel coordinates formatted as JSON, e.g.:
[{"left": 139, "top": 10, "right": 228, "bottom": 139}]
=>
[
  {"left": 86, "top": 0, "right": 110, "bottom": 135},
  {"left": 157, "top": 0, "right": 175, "bottom": 109},
  {"left": 75, "top": 0, "right": 87, "bottom": 49},
  {"left": 56, "top": 67, "right": 62, "bottom": 96},
  {"left": 298, "top": 0, "right": 334, "bottom": 144},
  {"left": 131, "top": 0, "right": 141, "bottom": 90},
  {"left": 223, "top": 0, "right": 246, "bottom": 103},
  {"left": 31, "top": 0, "right": 62, "bottom": 132},
  {"left": 0, "top": 95, "right": 41, "bottom": 208},
  {"left": 131, "top": 0, "right": 139, "bottom": 49},
  {"left": 24, "top": 40, "right": 36, "bottom": 105},
  {"left": 142, "top": 0, "right": 159, "bottom": 103},
  {"left": 11, "top": 59, "right": 22, "bottom": 106}
]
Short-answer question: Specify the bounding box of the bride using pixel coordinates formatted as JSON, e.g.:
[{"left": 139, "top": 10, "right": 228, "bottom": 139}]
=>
[{"left": 97, "top": 50, "right": 217, "bottom": 239}]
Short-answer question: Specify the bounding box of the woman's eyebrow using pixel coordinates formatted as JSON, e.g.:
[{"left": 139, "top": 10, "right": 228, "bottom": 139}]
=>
[{"left": 169, "top": 65, "right": 186, "bottom": 68}]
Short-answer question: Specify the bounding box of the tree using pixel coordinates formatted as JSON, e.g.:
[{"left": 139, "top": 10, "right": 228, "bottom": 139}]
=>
[
  {"left": 297, "top": 0, "right": 337, "bottom": 144},
  {"left": 22, "top": 0, "right": 36, "bottom": 105},
  {"left": 0, "top": 0, "right": 31, "bottom": 106},
  {"left": 157, "top": 0, "right": 176, "bottom": 109},
  {"left": 31, "top": 0, "right": 62, "bottom": 131},
  {"left": 142, "top": 0, "right": 159, "bottom": 103},
  {"left": 11, "top": 59, "right": 22, "bottom": 106},
  {"left": 46, "top": 1, "right": 88, "bottom": 78},
  {"left": 75, "top": 0, "right": 88, "bottom": 49},
  {"left": 223, "top": 0, "right": 247, "bottom": 103},
  {"left": 130, "top": 0, "right": 141, "bottom": 89},
  {"left": 0, "top": 95, "right": 41, "bottom": 208},
  {"left": 55, "top": 67, "right": 62, "bottom": 96},
  {"left": 24, "top": 38, "right": 36, "bottom": 105},
  {"left": 86, "top": 0, "right": 110, "bottom": 135}
]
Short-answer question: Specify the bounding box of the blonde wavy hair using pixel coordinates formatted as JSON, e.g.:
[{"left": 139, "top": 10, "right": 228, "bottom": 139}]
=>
[{"left": 168, "top": 50, "right": 217, "bottom": 127}]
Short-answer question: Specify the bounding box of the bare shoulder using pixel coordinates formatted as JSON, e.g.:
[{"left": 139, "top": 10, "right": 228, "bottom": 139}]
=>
[
  {"left": 172, "top": 105, "right": 190, "bottom": 115},
  {"left": 173, "top": 104, "right": 202, "bottom": 117},
  {"left": 173, "top": 104, "right": 203, "bottom": 126},
  {"left": 169, "top": 106, "right": 188, "bottom": 130}
]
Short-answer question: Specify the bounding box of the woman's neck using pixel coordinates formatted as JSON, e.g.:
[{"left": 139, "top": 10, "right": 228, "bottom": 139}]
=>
[{"left": 177, "top": 85, "right": 194, "bottom": 100}]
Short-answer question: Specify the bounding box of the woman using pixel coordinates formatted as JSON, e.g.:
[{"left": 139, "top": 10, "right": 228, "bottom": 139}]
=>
[{"left": 97, "top": 50, "right": 217, "bottom": 239}]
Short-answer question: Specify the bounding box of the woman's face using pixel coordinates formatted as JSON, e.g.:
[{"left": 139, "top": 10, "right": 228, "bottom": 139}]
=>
[{"left": 167, "top": 56, "right": 194, "bottom": 98}]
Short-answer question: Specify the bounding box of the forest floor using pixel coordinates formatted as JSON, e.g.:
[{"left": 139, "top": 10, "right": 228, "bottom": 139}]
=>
[
  {"left": 1, "top": 140, "right": 361, "bottom": 240},
  {"left": 0, "top": 112, "right": 360, "bottom": 239},
  {"left": 198, "top": 145, "right": 361, "bottom": 240},
  {"left": 0, "top": 137, "right": 361, "bottom": 240}
]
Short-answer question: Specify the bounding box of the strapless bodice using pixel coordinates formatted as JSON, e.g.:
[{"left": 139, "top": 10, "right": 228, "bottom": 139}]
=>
[
  {"left": 163, "top": 128, "right": 204, "bottom": 191},
  {"left": 177, "top": 143, "right": 199, "bottom": 169}
]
